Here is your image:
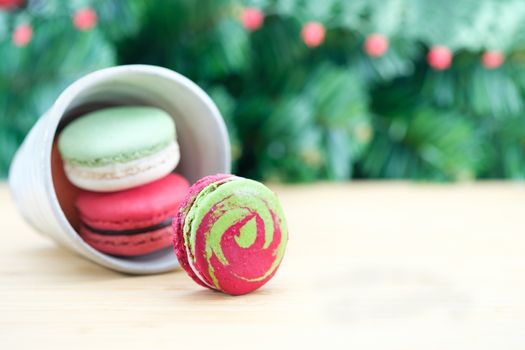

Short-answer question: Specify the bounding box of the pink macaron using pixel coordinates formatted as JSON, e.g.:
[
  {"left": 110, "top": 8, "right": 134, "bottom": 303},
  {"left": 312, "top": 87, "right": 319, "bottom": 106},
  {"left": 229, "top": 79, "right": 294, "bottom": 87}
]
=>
[{"left": 76, "top": 173, "right": 190, "bottom": 256}]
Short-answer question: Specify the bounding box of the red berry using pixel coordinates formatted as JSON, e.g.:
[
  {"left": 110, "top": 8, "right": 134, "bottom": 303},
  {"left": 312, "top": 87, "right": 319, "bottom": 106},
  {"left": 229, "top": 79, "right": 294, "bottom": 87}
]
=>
[
  {"left": 12, "top": 24, "right": 32, "bottom": 47},
  {"left": 0, "top": 0, "right": 23, "bottom": 11},
  {"left": 482, "top": 50, "right": 504, "bottom": 69},
  {"left": 364, "top": 33, "right": 389, "bottom": 57},
  {"left": 241, "top": 7, "right": 264, "bottom": 31},
  {"left": 73, "top": 8, "right": 97, "bottom": 31},
  {"left": 427, "top": 46, "right": 453, "bottom": 70},
  {"left": 301, "top": 22, "right": 325, "bottom": 48}
]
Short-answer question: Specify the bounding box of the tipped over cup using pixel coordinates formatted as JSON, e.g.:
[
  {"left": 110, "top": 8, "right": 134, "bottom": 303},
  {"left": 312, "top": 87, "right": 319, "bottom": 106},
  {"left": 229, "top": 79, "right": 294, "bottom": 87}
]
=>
[{"left": 8, "top": 65, "right": 231, "bottom": 274}]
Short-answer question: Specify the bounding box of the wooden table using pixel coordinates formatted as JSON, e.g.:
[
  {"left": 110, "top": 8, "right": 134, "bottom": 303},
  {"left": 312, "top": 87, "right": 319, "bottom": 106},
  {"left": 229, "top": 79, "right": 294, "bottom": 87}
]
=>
[{"left": 1, "top": 182, "right": 525, "bottom": 349}]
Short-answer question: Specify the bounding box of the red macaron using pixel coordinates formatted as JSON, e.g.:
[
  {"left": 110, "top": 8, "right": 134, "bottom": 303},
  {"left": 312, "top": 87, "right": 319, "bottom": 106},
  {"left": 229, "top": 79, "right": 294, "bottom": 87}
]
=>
[{"left": 76, "top": 173, "right": 190, "bottom": 256}]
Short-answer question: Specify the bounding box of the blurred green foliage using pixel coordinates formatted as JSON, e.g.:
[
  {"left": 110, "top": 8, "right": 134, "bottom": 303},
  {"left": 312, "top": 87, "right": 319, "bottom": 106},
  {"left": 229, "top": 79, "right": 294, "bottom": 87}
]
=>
[{"left": 1, "top": 0, "right": 525, "bottom": 181}]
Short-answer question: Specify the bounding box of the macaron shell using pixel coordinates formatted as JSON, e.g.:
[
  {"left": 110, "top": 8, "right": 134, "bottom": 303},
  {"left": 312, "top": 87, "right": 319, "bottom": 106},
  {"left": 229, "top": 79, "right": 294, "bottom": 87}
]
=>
[
  {"left": 80, "top": 224, "right": 173, "bottom": 256},
  {"left": 58, "top": 106, "right": 176, "bottom": 166},
  {"left": 173, "top": 174, "right": 234, "bottom": 289},
  {"left": 77, "top": 173, "right": 189, "bottom": 231},
  {"left": 175, "top": 176, "right": 288, "bottom": 295}
]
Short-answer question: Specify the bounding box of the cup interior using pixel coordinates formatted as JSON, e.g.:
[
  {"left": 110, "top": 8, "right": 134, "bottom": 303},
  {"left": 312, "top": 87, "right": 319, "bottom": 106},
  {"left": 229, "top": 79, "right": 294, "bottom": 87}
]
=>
[{"left": 49, "top": 66, "right": 230, "bottom": 272}]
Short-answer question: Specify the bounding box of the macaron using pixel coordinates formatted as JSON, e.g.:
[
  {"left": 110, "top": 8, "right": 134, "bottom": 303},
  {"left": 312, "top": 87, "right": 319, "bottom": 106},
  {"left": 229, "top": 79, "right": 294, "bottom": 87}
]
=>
[
  {"left": 77, "top": 173, "right": 190, "bottom": 257},
  {"left": 173, "top": 174, "right": 288, "bottom": 295},
  {"left": 58, "top": 106, "right": 180, "bottom": 192}
]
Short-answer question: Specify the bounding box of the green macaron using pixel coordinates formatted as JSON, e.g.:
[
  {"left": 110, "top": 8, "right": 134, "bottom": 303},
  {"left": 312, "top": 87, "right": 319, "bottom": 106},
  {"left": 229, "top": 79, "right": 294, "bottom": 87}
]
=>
[{"left": 58, "top": 106, "right": 180, "bottom": 192}]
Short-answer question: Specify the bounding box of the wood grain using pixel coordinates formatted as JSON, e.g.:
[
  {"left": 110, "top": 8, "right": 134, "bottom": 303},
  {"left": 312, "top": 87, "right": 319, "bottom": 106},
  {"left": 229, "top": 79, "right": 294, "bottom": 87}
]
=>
[{"left": 1, "top": 181, "right": 524, "bottom": 349}]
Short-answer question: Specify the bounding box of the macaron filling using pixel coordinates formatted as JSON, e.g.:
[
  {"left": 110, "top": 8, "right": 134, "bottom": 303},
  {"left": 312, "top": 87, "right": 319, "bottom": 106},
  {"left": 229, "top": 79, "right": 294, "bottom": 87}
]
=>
[
  {"left": 64, "top": 141, "right": 180, "bottom": 192},
  {"left": 82, "top": 217, "right": 173, "bottom": 236},
  {"left": 64, "top": 141, "right": 179, "bottom": 180},
  {"left": 61, "top": 139, "right": 174, "bottom": 167}
]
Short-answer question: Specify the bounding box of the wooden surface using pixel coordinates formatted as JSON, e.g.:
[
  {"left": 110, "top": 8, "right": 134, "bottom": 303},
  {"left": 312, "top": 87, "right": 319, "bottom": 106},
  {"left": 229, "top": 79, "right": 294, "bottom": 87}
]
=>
[{"left": 1, "top": 181, "right": 525, "bottom": 349}]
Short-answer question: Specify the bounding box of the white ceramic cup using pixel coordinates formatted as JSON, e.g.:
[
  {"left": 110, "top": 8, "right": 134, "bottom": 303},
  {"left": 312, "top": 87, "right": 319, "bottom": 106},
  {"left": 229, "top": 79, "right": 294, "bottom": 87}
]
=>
[{"left": 8, "top": 65, "right": 231, "bottom": 274}]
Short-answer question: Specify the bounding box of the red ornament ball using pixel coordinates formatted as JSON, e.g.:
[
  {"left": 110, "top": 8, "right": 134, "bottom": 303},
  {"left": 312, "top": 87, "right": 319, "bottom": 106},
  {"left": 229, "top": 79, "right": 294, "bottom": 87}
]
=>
[
  {"left": 73, "top": 8, "right": 97, "bottom": 31},
  {"left": 241, "top": 7, "right": 264, "bottom": 31},
  {"left": 427, "top": 46, "right": 453, "bottom": 70},
  {"left": 12, "top": 24, "right": 32, "bottom": 47},
  {"left": 301, "top": 22, "right": 325, "bottom": 48},
  {"left": 482, "top": 50, "right": 505, "bottom": 69},
  {"left": 0, "top": 0, "right": 23, "bottom": 11},
  {"left": 364, "top": 33, "right": 389, "bottom": 57}
]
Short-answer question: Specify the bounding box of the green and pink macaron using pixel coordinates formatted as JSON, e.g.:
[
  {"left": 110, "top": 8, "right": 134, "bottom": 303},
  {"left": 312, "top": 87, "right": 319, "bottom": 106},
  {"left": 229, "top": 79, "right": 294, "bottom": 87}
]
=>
[{"left": 173, "top": 174, "right": 288, "bottom": 295}]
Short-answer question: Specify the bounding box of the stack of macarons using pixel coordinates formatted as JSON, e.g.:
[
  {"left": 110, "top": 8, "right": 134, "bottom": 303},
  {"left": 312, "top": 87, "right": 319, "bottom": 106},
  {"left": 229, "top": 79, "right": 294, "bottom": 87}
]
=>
[{"left": 58, "top": 106, "right": 190, "bottom": 257}]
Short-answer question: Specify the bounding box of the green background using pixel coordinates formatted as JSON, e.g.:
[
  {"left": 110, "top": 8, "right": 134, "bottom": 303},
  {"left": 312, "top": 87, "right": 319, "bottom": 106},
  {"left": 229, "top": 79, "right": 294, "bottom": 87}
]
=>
[{"left": 1, "top": 0, "right": 525, "bottom": 182}]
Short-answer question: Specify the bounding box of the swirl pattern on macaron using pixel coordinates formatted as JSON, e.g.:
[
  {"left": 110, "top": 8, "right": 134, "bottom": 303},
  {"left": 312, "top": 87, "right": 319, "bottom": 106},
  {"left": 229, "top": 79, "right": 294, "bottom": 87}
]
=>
[{"left": 174, "top": 175, "right": 288, "bottom": 295}]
